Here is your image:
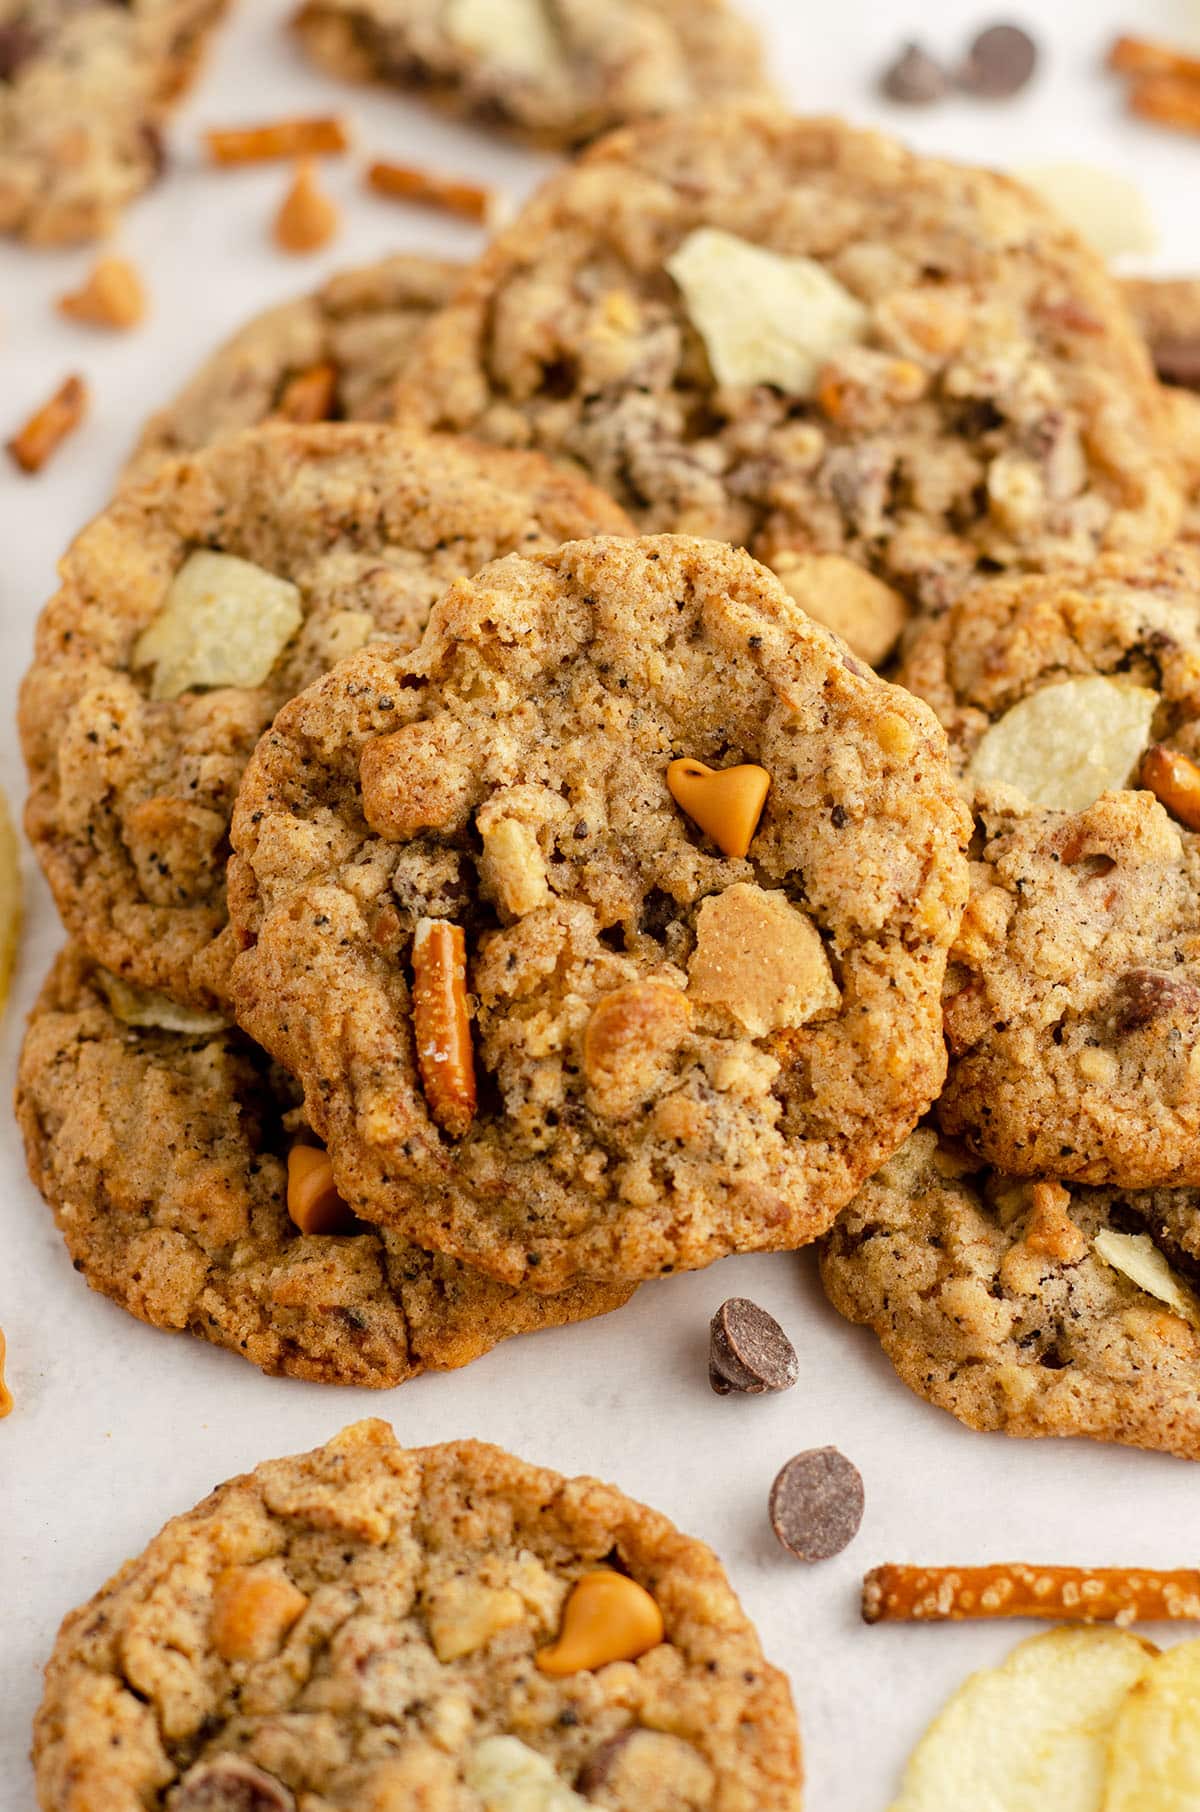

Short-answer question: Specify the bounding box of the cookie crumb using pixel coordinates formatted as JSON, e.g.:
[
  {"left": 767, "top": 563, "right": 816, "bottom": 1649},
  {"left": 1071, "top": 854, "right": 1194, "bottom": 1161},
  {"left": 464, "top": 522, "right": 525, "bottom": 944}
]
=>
[{"left": 7, "top": 374, "right": 87, "bottom": 473}]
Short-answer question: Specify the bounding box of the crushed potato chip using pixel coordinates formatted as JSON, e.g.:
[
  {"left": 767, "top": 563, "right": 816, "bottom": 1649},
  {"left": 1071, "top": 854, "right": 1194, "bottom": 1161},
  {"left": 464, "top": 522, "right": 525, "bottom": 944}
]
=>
[
  {"left": 1093, "top": 1230, "right": 1200, "bottom": 1327},
  {"left": 447, "top": 0, "right": 559, "bottom": 75},
  {"left": 890, "top": 1627, "right": 1157, "bottom": 1812},
  {"left": 99, "top": 971, "right": 228, "bottom": 1035},
  {"left": 665, "top": 228, "right": 869, "bottom": 394},
  {"left": 465, "top": 1736, "right": 589, "bottom": 1811},
  {"left": 1103, "top": 1639, "right": 1200, "bottom": 1810},
  {"left": 1016, "top": 163, "right": 1156, "bottom": 259},
  {"left": 133, "top": 550, "right": 303, "bottom": 701},
  {"left": 0, "top": 785, "right": 21, "bottom": 1016},
  {"left": 968, "top": 677, "right": 1158, "bottom": 813}
]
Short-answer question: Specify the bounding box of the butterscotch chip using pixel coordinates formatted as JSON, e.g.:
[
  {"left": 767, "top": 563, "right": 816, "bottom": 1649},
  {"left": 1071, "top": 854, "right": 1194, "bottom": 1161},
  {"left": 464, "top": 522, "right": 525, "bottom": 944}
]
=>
[
  {"left": 19, "top": 423, "right": 632, "bottom": 1008},
  {"left": 274, "top": 160, "right": 338, "bottom": 253},
  {"left": 226, "top": 535, "right": 967, "bottom": 1290},
  {"left": 57, "top": 256, "right": 147, "bottom": 329},
  {"left": 33, "top": 1423, "right": 802, "bottom": 1810}
]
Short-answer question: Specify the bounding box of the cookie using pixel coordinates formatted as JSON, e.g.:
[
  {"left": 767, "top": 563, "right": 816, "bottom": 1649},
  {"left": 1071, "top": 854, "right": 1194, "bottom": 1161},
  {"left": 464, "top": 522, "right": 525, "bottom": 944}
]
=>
[
  {"left": 15, "top": 944, "right": 632, "bottom": 1386},
  {"left": 124, "top": 253, "right": 463, "bottom": 485},
  {"left": 396, "top": 108, "right": 1182, "bottom": 618},
  {"left": 897, "top": 546, "right": 1200, "bottom": 1186},
  {"left": 225, "top": 534, "right": 969, "bottom": 1291},
  {"left": 34, "top": 1421, "right": 802, "bottom": 1809},
  {"left": 819, "top": 1126, "right": 1200, "bottom": 1461},
  {"left": 0, "top": 0, "right": 229, "bottom": 245},
  {"left": 19, "top": 421, "right": 632, "bottom": 1009},
  {"left": 1122, "top": 277, "right": 1200, "bottom": 545},
  {"left": 291, "top": 0, "right": 771, "bottom": 149}
]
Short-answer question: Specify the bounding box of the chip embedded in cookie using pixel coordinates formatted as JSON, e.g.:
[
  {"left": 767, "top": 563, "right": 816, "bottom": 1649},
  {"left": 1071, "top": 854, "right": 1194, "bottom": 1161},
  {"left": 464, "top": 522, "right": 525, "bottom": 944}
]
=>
[
  {"left": 898, "top": 545, "right": 1200, "bottom": 1186},
  {"left": 397, "top": 108, "right": 1181, "bottom": 617},
  {"left": 18, "top": 422, "right": 632, "bottom": 1009},
  {"left": 226, "top": 534, "right": 969, "bottom": 1290},
  {"left": 15, "top": 945, "right": 632, "bottom": 1386},
  {"left": 820, "top": 1125, "right": 1200, "bottom": 1460},
  {"left": 33, "top": 1421, "right": 803, "bottom": 1810}
]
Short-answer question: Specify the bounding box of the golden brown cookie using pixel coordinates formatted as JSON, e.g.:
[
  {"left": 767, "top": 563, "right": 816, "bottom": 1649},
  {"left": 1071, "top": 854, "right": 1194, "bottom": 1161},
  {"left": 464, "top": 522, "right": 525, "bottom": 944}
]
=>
[
  {"left": 15, "top": 945, "right": 632, "bottom": 1386},
  {"left": 397, "top": 109, "right": 1182, "bottom": 618},
  {"left": 226, "top": 534, "right": 969, "bottom": 1291},
  {"left": 19, "top": 422, "right": 632, "bottom": 1009}
]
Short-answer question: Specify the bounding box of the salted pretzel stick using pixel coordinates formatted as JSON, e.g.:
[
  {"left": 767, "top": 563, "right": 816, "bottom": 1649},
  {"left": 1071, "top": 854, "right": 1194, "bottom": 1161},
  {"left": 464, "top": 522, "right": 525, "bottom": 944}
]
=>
[
  {"left": 863, "top": 1563, "right": 1200, "bottom": 1626},
  {"left": 1108, "top": 34, "right": 1200, "bottom": 81},
  {"left": 366, "top": 160, "right": 496, "bottom": 225},
  {"left": 1128, "top": 73, "right": 1200, "bottom": 135},
  {"left": 206, "top": 117, "right": 349, "bottom": 164}
]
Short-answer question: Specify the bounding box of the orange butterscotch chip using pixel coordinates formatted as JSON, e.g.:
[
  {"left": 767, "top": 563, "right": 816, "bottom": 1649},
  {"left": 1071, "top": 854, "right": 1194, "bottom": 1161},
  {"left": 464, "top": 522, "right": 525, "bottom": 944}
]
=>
[
  {"left": 366, "top": 159, "right": 495, "bottom": 225},
  {"left": 211, "top": 1566, "right": 309, "bottom": 1662},
  {"left": 0, "top": 1328, "right": 11, "bottom": 1419},
  {"left": 286, "top": 1145, "right": 357, "bottom": 1235},
  {"left": 274, "top": 161, "right": 339, "bottom": 254},
  {"left": 536, "top": 1571, "right": 665, "bottom": 1675},
  {"left": 205, "top": 116, "right": 350, "bottom": 164},
  {"left": 7, "top": 374, "right": 87, "bottom": 474},
  {"left": 58, "top": 257, "right": 146, "bottom": 330},
  {"left": 1140, "top": 744, "right": 1200, "bottom": 830},
  {"left": 666, "top": 758, "right": 770, "bottom": 859},
  {"left": 275, "top": 361, "right": 338, "bottom": 424}
]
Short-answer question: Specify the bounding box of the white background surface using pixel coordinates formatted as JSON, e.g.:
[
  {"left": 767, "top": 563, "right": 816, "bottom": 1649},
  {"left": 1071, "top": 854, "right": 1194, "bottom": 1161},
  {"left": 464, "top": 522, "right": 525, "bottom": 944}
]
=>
[{"left": 4, "top": 2, "right": 1200, "bottom": 1805}]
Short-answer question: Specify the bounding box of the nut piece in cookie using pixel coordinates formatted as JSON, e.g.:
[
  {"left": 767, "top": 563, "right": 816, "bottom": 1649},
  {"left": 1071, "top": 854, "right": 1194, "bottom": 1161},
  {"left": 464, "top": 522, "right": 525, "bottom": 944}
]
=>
[
  {"left": 32, "top": 1423, "right": 803, "bottom": 1810},
  {"left": 226, "top": 535, "right": 969, "bottom": 1290}
]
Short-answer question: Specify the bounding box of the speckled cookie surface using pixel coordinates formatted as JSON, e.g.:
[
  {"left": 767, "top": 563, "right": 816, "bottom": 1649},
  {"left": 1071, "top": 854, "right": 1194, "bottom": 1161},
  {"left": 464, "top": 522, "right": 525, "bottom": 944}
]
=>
[
  {"left": 397, "top": 109, "right": 1181, "bottom": 616},
  {"left": 292, "top": 0, "right": 771, "bottom": 148},
  {"left": 898, "top": 547, "right": 1200, "bottom": 1186},
  {"left": 19, "top": 422, "right": 631, "bottom": 1009},
  {"left": 819, "top": 1127, "right": 1200, "bottom": 1461},
  {"left": 0, "top": 0, "right": 229, "bottom": 244},
  {"left": 15, "top": 945, "right": 631, "bottom": 1387},
  {"left": 226, "top": 534, "right": 969, "bottom": 1291},
  {"left": 34, "top": 1420, "right": 803, "bottom": 1811},
  {"left": 125, "top": 254, "right": 463, "bottom": 485}
]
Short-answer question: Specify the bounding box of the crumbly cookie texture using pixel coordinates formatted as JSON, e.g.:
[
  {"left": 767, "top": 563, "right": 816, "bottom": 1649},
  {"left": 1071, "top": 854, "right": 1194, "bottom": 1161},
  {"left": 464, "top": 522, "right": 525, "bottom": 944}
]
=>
[
  {"left": 15, "top": 945, "right": 631, "bottom": 1386},
  {"left": 820, "top": 1127, "right": 1200, "bottom": 1461},
  {"left": 226, "top": 535, "right": 969, "bottom": 1291},
  {"left": 0, "top": 0, "right": 230, "bottom": 245},
  {"left": 125, "top": 254, "right": 463, "bottom": 484},
  {"left": 898, "top": 547, "right": 1200, "bottom": 1186},
  {"left": 291, "top": 0, "right": 771, "bottom": 148},
  {"left": 18, "top": 422, "right": 631, "bottom": 1010},
  {"left": 396, "top": 109, "right": 1181, "bottom": 616},
  {"left": 33, "top": 1421, "right": 803, "bottom": 1810},
  {"left": 1122, "top": 277, "right": 1200, "bottom": 544}
]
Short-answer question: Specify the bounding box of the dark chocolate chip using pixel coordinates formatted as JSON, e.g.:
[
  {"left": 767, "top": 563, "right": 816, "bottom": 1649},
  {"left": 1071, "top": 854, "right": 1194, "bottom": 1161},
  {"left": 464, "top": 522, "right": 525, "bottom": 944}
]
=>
[
  {"left": 959, "top": 23, "right": 1038, "bottom": 99},
  {"left": 172, "top": 1755, "right": 295, "bottom": 1812},
  {"left": 1108, "top": 968, "right": 1200, "bottom": 1037},
  {"left": 577, "top": 1729, "right": 636, "bottom": 1794},
  {"left": 769, "top": 1447, "right": 864, "bottom": 1562},
  {"left": 0, "top": 21, "right": 39, "bottom": 81},
  {"left": 709, "top": 1298, "right": 799, "bottom": 1395},
  {"left": 880, "top": 42, "right": 948, "bottom": 105},
  {"left": 1149, "top": 336, "right": 1200, "bottom": 391}
]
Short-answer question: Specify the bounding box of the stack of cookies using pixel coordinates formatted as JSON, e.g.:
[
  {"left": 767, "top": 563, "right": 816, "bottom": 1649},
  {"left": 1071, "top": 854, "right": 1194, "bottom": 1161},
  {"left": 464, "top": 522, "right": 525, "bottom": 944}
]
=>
[{"left": 16, "top": 35, "right": 1200, "bottom": 1802}]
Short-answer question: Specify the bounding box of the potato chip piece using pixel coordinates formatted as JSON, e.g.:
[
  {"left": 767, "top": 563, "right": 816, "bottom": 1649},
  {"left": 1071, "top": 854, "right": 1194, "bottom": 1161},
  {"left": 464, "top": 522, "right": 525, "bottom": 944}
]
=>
[
  {"left": 133, "top": 550, "right": 303, "bottom": 701},
  {"left": 1016, "top": 164, "right": 1156, "bottom": 260},
  {"left": 968, "top": 677, "right": 1158, "bottom": 813},
  {"left": 447, "top": 0, "right": 559, "bottom": 76},
  {"left": 0, "top": 785, "right": 21, "bottom": 1016},
  {"left": 665, "top": 228, "right": 869, "bottom": 395},
  {"left": 1093, "top": 1230, "right": 1200, "bottom": 1327},
  {"left": 466, "top": 1736, "right": 589, "bottom": 1811},
  {"left": 99, "top": 971, "right": 228, "bottom": 1035},
  {"left": 890, "top": 1627, "right": 1157, "bottom": 1812},
  {"left": 1103, "top": 1640, "right": 1200, "bottom": 1811}
]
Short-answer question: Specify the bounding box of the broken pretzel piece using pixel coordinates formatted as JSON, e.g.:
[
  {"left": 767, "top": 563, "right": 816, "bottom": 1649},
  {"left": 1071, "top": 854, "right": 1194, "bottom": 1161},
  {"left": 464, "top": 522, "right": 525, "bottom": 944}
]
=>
[
  {"left": 7, "top": 374, "right": 87, "bottom": 474},
  {"left": 206, "top": 116, "right": 350, "bottom": 164},
  {"left": 274, "top": 161, "right": 339, "bottom": 254},
  {"left": 412, "top": 919, "right": 476, "bottom": 1139},
  {"left": 366, "top": 160, "right": 496, "bottom": 226},
  {"left": 1108, "top": 34, "right": 1200, "bottom": 82},
  {"left": 863, "top": 1563, "right": 1200, "bottom": 1626},
  {"left": 1140, "top": 744, "right": 1200, "bottom": 831}
]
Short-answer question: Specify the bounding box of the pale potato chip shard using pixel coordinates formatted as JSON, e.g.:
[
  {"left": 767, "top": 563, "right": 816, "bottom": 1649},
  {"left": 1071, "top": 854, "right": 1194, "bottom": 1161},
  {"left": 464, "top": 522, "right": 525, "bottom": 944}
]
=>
[
  {"left": 0, "top": 785, "right": 21, "bottom": 1016},
  {"left": 1093, "top": 1230, "right": 1200, "bottom": 1328},
  {"left": 133, "top": 550, "right": 303, "bottom": 701},
  {"left": 446, "top": 0, "right": 559, "bottom": 76},
  {"left": 967, "top": 677, "right": 1158, "bottom": 813},
  {"left": 466, "top": 1735, "right": 589, "bottom": 1811},
  {"left": 665, "top": 228, "right": 869, "bottom": 395},
  {"left": 1016, "top": 164, "right": 1156, "bottom": 260},
  {"left": 1102, "top": 1639, "right": 1200, "bottom": 1811},
  {"left": 99, "top": 971, "right": 228, "bottom": 1035},
  {"left": 687, "top": 883, "right": 840, "bottom": 1036},
  {"left": 889, "top": 1627, "right": 1157, "bottom": 1812}
]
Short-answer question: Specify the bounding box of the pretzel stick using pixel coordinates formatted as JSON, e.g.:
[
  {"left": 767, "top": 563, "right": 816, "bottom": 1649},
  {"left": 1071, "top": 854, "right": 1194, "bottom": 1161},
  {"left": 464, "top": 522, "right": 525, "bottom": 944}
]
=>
[
  {"left": 366, "top": 160, "right": 496, "bottom": 225},
  {"left": 863, "top": 1564, "right": 1200, "bottom": 1626},
  {"left": 206, "top": 117, "right": 349, "bottom": 164},
  {"left": 1128, "top": 74, "right": 1200, "bottom": 135},
  {"left": 1108, "top": 34, "right": 1200, "bottom": 81}
]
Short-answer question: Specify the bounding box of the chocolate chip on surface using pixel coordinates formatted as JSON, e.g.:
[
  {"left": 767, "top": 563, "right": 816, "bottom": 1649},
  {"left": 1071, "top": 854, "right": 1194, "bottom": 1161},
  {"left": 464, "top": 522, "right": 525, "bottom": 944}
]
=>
[
  {"left": 769, "top": 1447, "right": 864, "bottom": 1562},
  {"left": 1150, "top": 336, "right": 1200, "bottom": 391},
  {"left": 880, "top": 42, "right": 948, "bottom": 105},
  {"left": 959, "top": 23, "right": 1038, "bottom": 98},
  {"left": 709, "top": 1297, "right": 799, "bottom": 1395}
]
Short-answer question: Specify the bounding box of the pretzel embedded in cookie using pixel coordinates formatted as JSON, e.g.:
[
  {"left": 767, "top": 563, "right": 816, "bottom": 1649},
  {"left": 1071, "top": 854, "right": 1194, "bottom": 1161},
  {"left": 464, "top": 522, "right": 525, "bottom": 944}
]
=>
[{"left": 862, "top": 1563, "right": 1200, "bottom": 1626}]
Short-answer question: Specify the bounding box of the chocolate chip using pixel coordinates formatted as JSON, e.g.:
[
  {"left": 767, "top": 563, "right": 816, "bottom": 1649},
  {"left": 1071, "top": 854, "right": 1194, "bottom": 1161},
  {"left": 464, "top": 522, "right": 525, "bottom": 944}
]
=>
[
  {"left": 1108, "top": 968, "right": 1200, "bottom": 1037},
  {"left": 769, "top": 1447, "right": 864, "bottom": 1562},
  {"left": 959, "top": 23, "right": 1038, "bottom": 99},
  {"left": 0, "top": 21, "right": 39, "bottom": 80},
  {"left": 1149, "top": 336, "right": 1200, "bottom": 391},
  {"left": 577, "top": 1730, "right": 636, "bottom": 1793},
  {"left": 172, "top": 1756, "right": 295, "bottom": 1812},
  {"left": 880, "top": 42, "right": 948, "bottom": 105},
  {"left": 709, "top": 1298, "right": 798, "bottom": 1395}
]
